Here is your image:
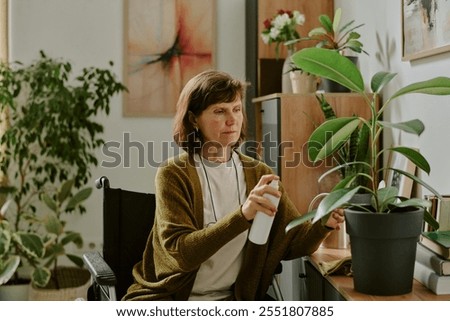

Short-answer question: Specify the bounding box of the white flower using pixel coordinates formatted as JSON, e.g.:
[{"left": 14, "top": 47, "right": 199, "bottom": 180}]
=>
[
  {"left": 261, "top": 33, "right": 270, "bottom": 44},
  {"left": 273, "top": 13, "right": 290, "bottom": 30},
  {"left": 269, "top": 27, "right": 280, "bottom": 41},
  {"left": 293, "top": 10, "right": 305, "bottom": 25},
  {"left": 261, "top": 9, "right": 305, "bottom": 58}
]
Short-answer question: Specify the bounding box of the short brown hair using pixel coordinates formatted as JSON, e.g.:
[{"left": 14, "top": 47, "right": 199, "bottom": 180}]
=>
[{"left": 173, "top": 70, "right": 248, "bottom": 153}]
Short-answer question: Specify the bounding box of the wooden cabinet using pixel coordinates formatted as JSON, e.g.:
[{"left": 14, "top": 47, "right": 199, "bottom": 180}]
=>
[{"left": 253, "top": 93, "right": 374, "bottom": 214}]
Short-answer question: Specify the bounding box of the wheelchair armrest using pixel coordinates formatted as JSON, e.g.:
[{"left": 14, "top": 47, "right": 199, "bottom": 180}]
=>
[{"left": 83, "top": 252, "right": 116, "bottom": 286}]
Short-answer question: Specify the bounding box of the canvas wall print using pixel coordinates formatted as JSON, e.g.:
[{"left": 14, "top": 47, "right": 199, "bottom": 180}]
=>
[
  {"left": 402, "top": 0, "right": 450, "bottom": 60},
  {"left": 124, "top": 0, "right": 215, "bottom": 116}
]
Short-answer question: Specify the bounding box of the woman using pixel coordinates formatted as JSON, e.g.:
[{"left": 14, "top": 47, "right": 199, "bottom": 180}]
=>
[{"left": 123, "top": 70, "right": 344, "bottom": 301}]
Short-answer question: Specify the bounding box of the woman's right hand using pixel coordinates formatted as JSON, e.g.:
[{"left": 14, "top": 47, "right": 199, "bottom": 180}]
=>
[{"left": 241, "top": 174, "right": 282, "bottom": 221}]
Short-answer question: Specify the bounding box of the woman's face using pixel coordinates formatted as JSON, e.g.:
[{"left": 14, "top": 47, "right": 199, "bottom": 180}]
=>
[{"left": 194, "top": 96, "right": 243, "bottom": 156}]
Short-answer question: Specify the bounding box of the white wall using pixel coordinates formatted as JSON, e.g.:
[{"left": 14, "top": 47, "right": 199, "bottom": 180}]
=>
[
  {"left": 8, "top": 0, "right": 246, "bottom": 250},
  {"left": 336, "top": 0, "right": 450, "bottom": 196}
]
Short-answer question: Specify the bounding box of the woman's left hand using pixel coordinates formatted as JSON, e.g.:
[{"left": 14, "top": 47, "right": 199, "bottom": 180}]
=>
[{"left": 324, "top": 208, "right": 345, "bottom": 230}]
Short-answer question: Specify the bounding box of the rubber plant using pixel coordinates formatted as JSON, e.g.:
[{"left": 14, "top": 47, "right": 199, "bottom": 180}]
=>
[{"left": 286, "top": 47, "right": 450, "bottom": 231}]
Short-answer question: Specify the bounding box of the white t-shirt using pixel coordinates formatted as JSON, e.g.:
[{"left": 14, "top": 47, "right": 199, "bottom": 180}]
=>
[{"left": 189, "top": 152, "right": 248, "bottom": 300}]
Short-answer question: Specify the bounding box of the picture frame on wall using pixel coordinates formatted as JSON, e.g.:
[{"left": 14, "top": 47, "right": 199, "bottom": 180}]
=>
[
  {"left": 384, "top": 148, "right": 417, "bottom": 198},
  {"left": 402, "top": 0, "right": 450, "bottom": 61},
  {"left": 123, "top": 0, "right": 216, "bottom": 117}
]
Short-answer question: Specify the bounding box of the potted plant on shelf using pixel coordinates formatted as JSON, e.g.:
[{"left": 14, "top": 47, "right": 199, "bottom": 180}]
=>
[
  {"left": 260, "top": 9, "right": 308, "bottom": 93},
  {"left": 306, "top": 7, "right": 367, "bottom": 92},
  {"left": 0, "top": 51, "right": 126, "bottom": 300},
  {"left": 286, "top": 47, "right": 450, "bottom": 295},
  {"left": 286, "top": 62, "right": 319, "bottom": 94}
]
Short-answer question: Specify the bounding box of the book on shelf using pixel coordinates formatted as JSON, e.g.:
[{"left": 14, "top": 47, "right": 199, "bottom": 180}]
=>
[
  {"left": 416, "top": 242, "right": 450, "bottom": 276},
  {"left": 414, "top": 261, "right": 450, "bottom": 295},
  {"left": 424, "top": 194, "right": 450, "bottom": 231},
  {"left": 420, "top": 230, "right": 450, "bottom": 260}
]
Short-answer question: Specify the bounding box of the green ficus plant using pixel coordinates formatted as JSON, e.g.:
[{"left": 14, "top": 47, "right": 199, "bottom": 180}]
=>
[{"left": 0, "top": 50, "right": 126, "bottom": 285}]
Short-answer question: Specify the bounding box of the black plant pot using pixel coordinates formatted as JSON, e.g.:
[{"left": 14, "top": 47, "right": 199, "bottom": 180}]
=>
[
  {"left": 320, "top": 56, "right": 359, "bottom": 93},
  {"left": 345, "top": 208, "right": 423, "bottom": 295}
]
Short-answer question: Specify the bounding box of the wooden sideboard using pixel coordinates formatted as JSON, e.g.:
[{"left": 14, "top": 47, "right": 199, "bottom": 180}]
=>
[{"left": 307, "top": 247, "right": 450, "bottom": 301}]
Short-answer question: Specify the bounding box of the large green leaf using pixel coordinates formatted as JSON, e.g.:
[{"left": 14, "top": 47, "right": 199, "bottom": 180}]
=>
[
  {"left": 379, "top": 119, "right": 425, "bottom": 135},
  {"left": 390, "top": 77, "right": 450, "bottom": 100},
  {"left": 308, "top": 117, "right": 361, "bottom": 162},
  {"left": 285, "top": 211, "right": 316, "bottom": 233},
  {"left": 291, "top": 48, "right": 365, "bottom": 93},
  {"left": 388, "top": 146, "right": 430, "bottom": 174},
  {"left": 313, "top": 187, "right": 360, "bottom": 223},
  {"left": 371, "top": 71, "right": 397, "bottom": 93},
  {"left": 376, "top": 186, "right": 399, "bottom": 212},
  {"left": 394, "top": 198, "right": 431, "bottom": 209},
  {"left": 392, "top": 168, "right": 441, "bottom": 197}
]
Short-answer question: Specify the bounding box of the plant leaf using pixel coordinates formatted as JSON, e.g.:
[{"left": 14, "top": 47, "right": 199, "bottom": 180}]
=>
[
  {"left": 44, "top": 213, "right": 63, "bottom": 236},
  {"left": 61, "top": 231, "right": 83, "bottom": 248},
  {"left": 377, "top": 186, "right": 399, "bottom": 212},
  {"left": 58, "top": 179, "right": 74, "bottom": 203},
  {"left": 308, "top": 117, "right": 361, "bottom": 162},
  {"left": 371, "top": 71, "right": 397, "bottom": 93},
  {"left": 14, "top": 232, "right": 45, "bottom": 259},
  {"left": 392, "top": 168, "right": 441, "bottom": 197},
  {"left": 308, "top": 27, "right": 327, "bottom": 37},
  {"left": 32, "top": 266, "right": 51, "bottom": 288},
  {"left": 285, "top": 211, "right": 316, "bottom": 233},
  {"left": 66, "top": 254, "right": 84, "bottom": 268},
  {"left": 379, "top": 119, "right": 425, "bottom": 135},
  {"left": 0, "top": 256, "right": 20, "bottom": 285},
  {"left": 388, "top": 146, "right": 430, "bottom": 174},
  {"left": 319, "top": 14, "right": 333, "bottom": 33},
  {"left": 291, "top": 48, "right": 365, "bottom": 93},
  {"left": 42, "top": 193, "right": 57, "bottom": 212},
  {"left": 313, "top": 187, "right": 360, "bottom": 223},
  {"left": 65, "top": 187, "right": 92, "bottom": 211},
  {"left": 391, "top": 77, "right": 450, "bottom": 100},
  {"left": 394, "top": 197, "right": 431, "bottom": 209},
  {"left": 332, "top": 8, "right": 342, "bottom": 33},
  {"left": 424, "top": 208, "right": 440, "bottom": 230},
  {"left": 0, "top": 222, "right": 12, "bottom": 255}
]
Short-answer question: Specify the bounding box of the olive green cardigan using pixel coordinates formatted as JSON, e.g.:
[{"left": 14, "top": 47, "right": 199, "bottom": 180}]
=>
[{"left": 122, "top": 152, "right": 330, "bottom": 301}]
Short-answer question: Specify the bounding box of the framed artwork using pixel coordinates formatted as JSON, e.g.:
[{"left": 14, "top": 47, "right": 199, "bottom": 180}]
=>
[
  {"left": 123, "top": 0, "right": 216, "bottom": 117},
  {"left": 384, "top": 148, "right": 417, "bottom": 198},
  {"left": 402, "top": 0, "right": 450, "bottom": 61}
]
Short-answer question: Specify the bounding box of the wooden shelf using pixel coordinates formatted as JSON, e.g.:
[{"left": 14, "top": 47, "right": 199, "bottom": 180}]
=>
[{"left": 308, "top": 247, "right": 450, "bottom": 301}]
